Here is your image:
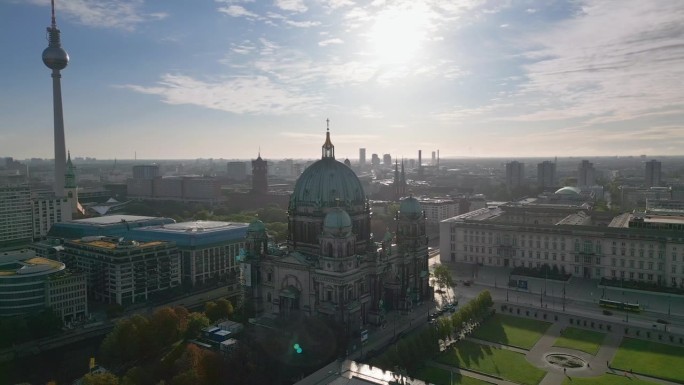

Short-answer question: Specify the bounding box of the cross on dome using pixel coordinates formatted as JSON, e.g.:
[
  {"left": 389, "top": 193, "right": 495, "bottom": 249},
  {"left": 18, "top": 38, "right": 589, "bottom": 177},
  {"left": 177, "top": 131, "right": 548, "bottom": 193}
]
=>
[{"left": 322, "top": 118, "right": 335, "bottom": 159}]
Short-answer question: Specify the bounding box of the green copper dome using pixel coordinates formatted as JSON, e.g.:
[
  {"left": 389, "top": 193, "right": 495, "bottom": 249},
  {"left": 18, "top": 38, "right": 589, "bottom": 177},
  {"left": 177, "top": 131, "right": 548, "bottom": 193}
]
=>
[
  {"left": 324, "top": 208, "right": 353, "bottom": 230},
  {"left": 248, "top": 219, "right": 266, "bottom": 233},
  {"left": 291, "top": 157, "right": 365, "bottom": 211},
  {"left": 399, "top": 196, "right": 423, "bottom": 219}
]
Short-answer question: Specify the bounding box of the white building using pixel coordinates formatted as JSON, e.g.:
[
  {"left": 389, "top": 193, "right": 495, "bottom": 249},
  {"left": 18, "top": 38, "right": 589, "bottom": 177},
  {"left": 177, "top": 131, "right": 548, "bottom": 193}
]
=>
[
  {"left": 440, "top": 203, "right": 684, "bottom": 287},
  {"left": 419, "top": 198, "right": 459, "bottom": 224},
  {"left": 0, "top": 185, "right": 33, "bottom": 247}
]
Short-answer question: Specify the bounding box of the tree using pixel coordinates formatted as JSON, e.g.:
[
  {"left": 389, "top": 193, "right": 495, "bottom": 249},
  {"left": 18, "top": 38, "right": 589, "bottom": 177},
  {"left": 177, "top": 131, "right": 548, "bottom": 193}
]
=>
[
  {"left": 432, "top": 265, "right": 455, "bottom": 298},
  {"left": 186, "top": 312, "right": 210, "bottom": 339},
  {"left": 150, "top": 307, "right": 181, "bottom": 349},
  {"left": 204, "top": 301, "right": 219, "bottom": 322},
  {"left": 215, "top": 299, "right": 234, "bottom": 320},
  {"left": 82, "top": 372, "right": 119, "bottom": 385}
]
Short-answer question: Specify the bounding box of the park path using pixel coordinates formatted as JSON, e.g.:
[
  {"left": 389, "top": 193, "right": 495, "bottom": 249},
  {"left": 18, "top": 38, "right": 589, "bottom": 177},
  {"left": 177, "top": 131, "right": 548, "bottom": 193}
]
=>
[
  {"left": 427, "top": 360, "right": 518, "bottom": 385},
  {"left": 464, "top": 337, "right": 528, "bottom": 354}
]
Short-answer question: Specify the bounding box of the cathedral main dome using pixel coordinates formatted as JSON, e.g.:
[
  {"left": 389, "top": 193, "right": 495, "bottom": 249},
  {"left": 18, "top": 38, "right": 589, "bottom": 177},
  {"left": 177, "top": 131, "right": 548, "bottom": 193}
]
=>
[
  {"left": 288, "top": 124, "right": 371, "bottom": 249},
  {"left": 290, "top": 127, "right": 365, "bottom": 212},
  {"left": 291, "top": 158, "right": 365, "bottom": 210}
]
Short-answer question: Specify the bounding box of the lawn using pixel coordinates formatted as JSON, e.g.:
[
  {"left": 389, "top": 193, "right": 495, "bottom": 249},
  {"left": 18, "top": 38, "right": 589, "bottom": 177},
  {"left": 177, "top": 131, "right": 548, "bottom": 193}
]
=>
[
  {"left": 611, "top": 338, "right": 684, "bottom": 384},
  {"left": 471, "top": 313, "right": 552, "bottom": 350},
  {"left": 552, "top": 327, "right": 606, "bottom": 355},
  {"left": 414, "top": 365, "right": 492, "bottom": 385},
  {"left": 435, "top": 340, "right": 547, "bottom": 385},
  {"left": 562, "top": 372, "right": 660, "bottom": 385}
]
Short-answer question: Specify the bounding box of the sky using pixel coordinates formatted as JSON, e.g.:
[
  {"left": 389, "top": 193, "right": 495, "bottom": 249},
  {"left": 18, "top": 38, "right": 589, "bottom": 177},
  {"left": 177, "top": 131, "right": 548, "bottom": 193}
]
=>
[{"left": 1, "top": 0, "right": 683, "bottom": 160}]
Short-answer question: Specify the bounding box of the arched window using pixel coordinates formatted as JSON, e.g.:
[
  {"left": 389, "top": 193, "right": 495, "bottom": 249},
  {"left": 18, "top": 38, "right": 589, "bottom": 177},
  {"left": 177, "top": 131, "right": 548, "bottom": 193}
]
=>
[
  {"left": 347, "top": 242, "right": 352, "bottom": 256},
  {"left": 327, "top": 243, "right": 333, "bottom": 257},
  {"left": 267, "top": 292, "right": 272, "bottom": 302}
]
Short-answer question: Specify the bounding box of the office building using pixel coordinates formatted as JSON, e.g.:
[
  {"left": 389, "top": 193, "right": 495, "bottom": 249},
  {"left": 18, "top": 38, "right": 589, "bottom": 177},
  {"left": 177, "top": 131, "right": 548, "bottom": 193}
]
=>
[
  {"left": 537, "top": 161, "right": 557, "bottom": 189},
  {"left": 359, "top": 148, "right": 366, "bottom": 168},
  {"left": 419, "top": 198, "right": 458, "bottom": 224},
  {"left": 32, "top": 190, "right": 72, "bottom": 240},
  {"left": 383, "top": 154, "right": 392, "bottom": 167},
  {"left": 371, "top": 153, "right": 380, "bottom": 167},
  {"left": 645, "top": 160, "right": 662, "bottom": 188},
  {"left": 132, "top": 164, "right": 160, "bottom": 180},
  {"left": 226, "top": 162, "right": 247, "bottom": 181},
  {"left": 48, "top": 215, "right": 175, "bottom": 240},
  {"left": 505, "top": 161, "right": 525, "bottom": 189},
  {"left": 578, "top": 160, "right": 595, "bottom": 187},
  {"left": 0, "top": 249, "right": 87, "bottom": 321},
  {"left": 0, "top": 185, "right": 34, "bottom": 248},
  {"left": 62, "top": 237, "right": 181, "bottom": 306},
  {"left": 130, "top": 221, "right": 248, "bottom": 296}
]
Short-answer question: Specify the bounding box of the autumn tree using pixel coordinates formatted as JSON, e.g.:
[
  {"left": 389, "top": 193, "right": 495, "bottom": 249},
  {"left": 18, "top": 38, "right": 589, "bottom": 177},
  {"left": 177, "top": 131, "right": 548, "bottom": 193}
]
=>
[
  {"left": 82, "top": 372, "right": 119, "bottom": 385},
  {"left": 186, "top": 312, "right": 210, "bottom": 339}
]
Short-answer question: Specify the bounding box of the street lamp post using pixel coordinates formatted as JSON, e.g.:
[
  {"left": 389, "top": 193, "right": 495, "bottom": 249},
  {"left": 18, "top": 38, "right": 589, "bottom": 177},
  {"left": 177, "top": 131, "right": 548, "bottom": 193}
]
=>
[{"left": 562, "top": 284, "right": 566, "bottom": 311}]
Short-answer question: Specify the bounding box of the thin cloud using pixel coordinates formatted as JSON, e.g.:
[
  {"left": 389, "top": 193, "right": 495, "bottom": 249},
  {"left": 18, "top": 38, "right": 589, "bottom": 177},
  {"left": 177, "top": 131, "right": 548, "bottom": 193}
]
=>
[
  {"left": 275, "top": 0, "right": 307, "bottom": 13},
  {"left": 285, "top": 20, "right": 322, "bottom": 28},
  {"left": 28, "top": 0, "right": 166, "bottom": 31},
  {"left": 120, "top": 74, "right": 322, "bottom": 115},
  {"left": 218, "top": 5, "right": 260, "bottom": 18},
  {"left": 318, "top": 38, "right": 343, "bottom": 46},
  {"left": 514, "top": 0, "right": 684, "bottom": 124}
]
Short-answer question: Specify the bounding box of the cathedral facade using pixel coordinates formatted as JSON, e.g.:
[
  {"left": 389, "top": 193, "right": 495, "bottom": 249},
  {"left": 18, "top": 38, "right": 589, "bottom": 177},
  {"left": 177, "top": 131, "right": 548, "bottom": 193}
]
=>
[{"left": 242, "top": 128, "right": 430, "bottom": 332}]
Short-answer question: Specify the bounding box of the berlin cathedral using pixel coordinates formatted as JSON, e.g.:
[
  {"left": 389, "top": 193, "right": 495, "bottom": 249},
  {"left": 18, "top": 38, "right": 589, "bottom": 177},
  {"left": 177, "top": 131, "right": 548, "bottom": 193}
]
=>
[{"left": 241, "top": 128, "right": 430, "bottom": 333}]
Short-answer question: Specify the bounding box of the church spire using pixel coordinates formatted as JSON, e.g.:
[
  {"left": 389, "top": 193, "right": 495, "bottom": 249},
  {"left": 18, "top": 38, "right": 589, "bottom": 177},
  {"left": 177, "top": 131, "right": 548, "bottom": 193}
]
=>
[{"left": 322, "top": 118, "right": 335, "bottom": 159}]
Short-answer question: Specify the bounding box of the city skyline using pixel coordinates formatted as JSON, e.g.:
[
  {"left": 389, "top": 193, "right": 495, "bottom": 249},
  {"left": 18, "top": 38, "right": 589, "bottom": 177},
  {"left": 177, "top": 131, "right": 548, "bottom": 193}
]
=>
[{"left": 1, "top": 0, "right": 683, "bottom": 160}]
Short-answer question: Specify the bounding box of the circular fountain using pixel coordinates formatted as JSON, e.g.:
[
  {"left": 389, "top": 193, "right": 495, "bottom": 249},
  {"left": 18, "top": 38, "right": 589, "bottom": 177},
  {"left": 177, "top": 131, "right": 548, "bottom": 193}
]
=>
[{"left": 545, "top": 353, "right": 587, "bottom": 369}]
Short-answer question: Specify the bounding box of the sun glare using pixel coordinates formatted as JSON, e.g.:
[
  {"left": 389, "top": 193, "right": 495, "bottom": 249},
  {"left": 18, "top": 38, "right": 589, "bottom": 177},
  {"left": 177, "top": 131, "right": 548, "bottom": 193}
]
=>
[{"left": 369, "top": 6, "right": 431, "bottom": 64}]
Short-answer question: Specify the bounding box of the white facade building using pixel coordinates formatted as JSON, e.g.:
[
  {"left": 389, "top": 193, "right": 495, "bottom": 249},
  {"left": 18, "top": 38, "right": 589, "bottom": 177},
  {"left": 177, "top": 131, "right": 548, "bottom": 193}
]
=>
[{"left": 440, "top": 203, "right": 684, "bottom": 287}]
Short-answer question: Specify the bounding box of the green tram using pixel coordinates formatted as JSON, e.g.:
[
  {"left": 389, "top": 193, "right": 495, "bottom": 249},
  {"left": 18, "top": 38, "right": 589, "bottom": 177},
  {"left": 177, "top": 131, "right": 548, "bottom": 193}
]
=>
[{"left": 599, "top": 298, "right": 642, "bottom": 312}]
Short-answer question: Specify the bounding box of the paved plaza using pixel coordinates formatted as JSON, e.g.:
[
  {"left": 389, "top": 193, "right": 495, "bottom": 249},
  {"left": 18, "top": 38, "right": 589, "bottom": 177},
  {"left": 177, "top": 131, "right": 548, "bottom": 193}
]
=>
[{"left": 442, "top": 260, "right": 684, "bottom": 334}]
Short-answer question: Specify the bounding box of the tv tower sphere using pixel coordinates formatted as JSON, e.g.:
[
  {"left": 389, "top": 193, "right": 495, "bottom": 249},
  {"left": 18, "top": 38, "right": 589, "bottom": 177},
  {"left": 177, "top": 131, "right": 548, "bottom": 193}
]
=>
[
  {"left": 42, "top": 2, "right": 69, "bottom": 71},
  {"left": 42, "top": 42, "right": 69, "bottom": 70}
]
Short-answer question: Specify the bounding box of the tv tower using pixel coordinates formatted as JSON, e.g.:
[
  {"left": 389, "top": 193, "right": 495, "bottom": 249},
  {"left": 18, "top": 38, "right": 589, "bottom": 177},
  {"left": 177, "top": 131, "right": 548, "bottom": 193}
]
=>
[{"left": 42, "top": 0, "right": 69, "bottom": 197}]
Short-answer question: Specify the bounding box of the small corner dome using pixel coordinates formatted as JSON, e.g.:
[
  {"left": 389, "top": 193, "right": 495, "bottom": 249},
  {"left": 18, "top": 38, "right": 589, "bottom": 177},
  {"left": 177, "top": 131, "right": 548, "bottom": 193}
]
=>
[
  {"left": 248, "top": 219, "right": 266, "bottom": 233},
  {"left": 399, "top": 196, "right": 423, "bottom": 218},
  {"left": 324, "top": 208, "right": 352, "bottom": 230},
  {"left": 555, "top": 186, "right": 581, "bottom": 195}
]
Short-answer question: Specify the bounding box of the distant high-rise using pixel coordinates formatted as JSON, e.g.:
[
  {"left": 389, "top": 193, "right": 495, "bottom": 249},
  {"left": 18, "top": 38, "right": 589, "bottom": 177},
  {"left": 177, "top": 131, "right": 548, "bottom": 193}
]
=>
[
  {"left": 251, "top": 153, "right": 268, "bottom": 194},
  {"left": 418, "top": 150, "right": 423, "bottom": 177},
  {"left": 226, "top": 161, "right": 247, "bottom": 181},
  {"left": 42, "top": 0, "right": 70, "bottom": 197},
  {"left": 577, "top": 160, "right": 595, "bottom": 187},
  {"left": 505, "top": 161, "right": 525, "bottom": 189},
  {"left": 645, "top": 160, "right": 662, "bottom": 187},
  {"left": 537, "top": 161, "right": 557, "bottom": 189},
  {"left": 383, "top": 154, "right": 392, "bottom": 166},
  {"left": 431, "top": 151, "right": 436, "bottom": 165},
  {"left": 371, "top": 153, "right": 380, "bottom": 167},
  {"left": 359, "top": 148, "right": 366, "bottom": 168},
  {"left": 132, "top": 164, "right": 160, "bottom": 179}
]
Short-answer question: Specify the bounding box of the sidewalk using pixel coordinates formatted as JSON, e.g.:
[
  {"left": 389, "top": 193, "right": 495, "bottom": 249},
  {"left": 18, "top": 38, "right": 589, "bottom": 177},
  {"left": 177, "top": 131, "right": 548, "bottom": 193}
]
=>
[{"left": 427, "top": 360, "right": 519, "bottom": 385}]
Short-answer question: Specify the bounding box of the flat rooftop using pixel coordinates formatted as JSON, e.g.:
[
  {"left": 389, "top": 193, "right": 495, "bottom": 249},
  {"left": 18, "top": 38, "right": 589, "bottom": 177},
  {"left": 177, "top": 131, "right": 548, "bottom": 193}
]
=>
[
  {"left": 130, "top": 221, "right": 249, "bottom": 247},
  {"left": 70, "top": 215, "right": 161, "bottom": 225}
]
